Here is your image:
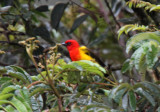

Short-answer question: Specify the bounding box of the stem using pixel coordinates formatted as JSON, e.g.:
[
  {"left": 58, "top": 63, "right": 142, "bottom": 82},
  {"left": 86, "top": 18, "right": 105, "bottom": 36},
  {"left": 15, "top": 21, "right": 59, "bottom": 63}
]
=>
[
  {"left": 111, "top": 72, "right": 118, "bottom": 84},
  {"left": 91, "top": 82, "right": 115, "bottom": 87},
  {"left": 58, "top": 98, "right": 63, "bottom": 112},
  {"left": 104, "top": 77, "right": 117, "bottom": 85},
  {"left": 30, "top": 54, "right": 48, "bottom": 82},
  {"left": 27, "top": 81, "right": 46, "bottom": 89},
  {"left": 44, "top": 55, "right": 52, "bottom": 81}
]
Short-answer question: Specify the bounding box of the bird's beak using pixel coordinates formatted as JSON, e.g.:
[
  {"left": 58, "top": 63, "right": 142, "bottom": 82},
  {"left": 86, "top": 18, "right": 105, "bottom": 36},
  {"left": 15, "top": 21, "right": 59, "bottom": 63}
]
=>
[{"left": 61, "top": 42, "right": 67, "bottom": 46}]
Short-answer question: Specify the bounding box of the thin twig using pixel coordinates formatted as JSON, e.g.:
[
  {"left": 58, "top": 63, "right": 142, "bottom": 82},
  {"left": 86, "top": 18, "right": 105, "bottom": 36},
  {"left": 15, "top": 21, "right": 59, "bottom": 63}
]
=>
[
  {"left": 91, "top": 82, "right": 115, "bottom": 87},
  {"left": 0, "top": 41, "right": 23, "bottom": 47},
  {"left": 104, "top": 77, "right": 117, "bottom": 85},
  {"left": 104, "top": 0, "right": 121, "bottom": 28},
  {"left": 27, "top": 81, "right": 46, "bottom": 89},
  {"left": 97, "top": 0, "right": 110, "bottom": 23},
  {"left": 69, "top": 0, "right": 102, "bottom": 16}
]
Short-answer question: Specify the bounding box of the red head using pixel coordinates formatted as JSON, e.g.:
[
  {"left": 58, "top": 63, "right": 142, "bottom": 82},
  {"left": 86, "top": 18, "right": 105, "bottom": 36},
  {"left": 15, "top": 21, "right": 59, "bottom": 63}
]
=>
[
  {"left": 62, "top": 40, "right": 80, "bottom": 51},
  {"left": 62, "top": 40, "right": 81, "bottom": 61}
]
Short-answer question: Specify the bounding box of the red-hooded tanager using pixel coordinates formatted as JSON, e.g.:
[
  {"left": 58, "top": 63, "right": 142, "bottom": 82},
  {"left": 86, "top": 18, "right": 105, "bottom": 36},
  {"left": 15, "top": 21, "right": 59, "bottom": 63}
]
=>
[{"left": 62, "top": 40, "right": 105, "bottom": 67}]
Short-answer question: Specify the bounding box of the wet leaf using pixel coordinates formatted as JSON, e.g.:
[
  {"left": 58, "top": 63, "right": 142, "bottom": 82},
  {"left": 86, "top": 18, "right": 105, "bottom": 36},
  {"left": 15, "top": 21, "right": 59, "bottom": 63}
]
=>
[{"left": 128, "top": 90, "right": 136, "bottom": 111}]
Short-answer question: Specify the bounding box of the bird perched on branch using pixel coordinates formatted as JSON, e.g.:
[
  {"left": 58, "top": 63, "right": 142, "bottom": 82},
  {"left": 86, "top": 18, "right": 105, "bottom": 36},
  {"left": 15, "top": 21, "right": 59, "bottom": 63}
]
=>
[
  {"left": 62, "top": 39, "right": 114, "bottom": 90},
  {"left": 62, "top": 40, "right": 110, "bottom": 77},
  {"left": 62, "top": 40, "right": 105, "bottom": 66}
]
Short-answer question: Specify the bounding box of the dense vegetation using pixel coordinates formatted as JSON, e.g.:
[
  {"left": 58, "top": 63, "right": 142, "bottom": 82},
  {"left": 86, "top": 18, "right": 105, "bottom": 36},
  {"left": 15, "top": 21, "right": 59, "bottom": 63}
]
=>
[{"left": 0, "top": 0, "right": 160, "bottom": 112}]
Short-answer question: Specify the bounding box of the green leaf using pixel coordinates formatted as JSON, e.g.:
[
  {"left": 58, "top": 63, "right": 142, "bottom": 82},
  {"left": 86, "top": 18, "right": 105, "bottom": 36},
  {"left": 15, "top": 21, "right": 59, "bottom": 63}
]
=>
[
  {"left": 146, "top": 43, "right": 158, "bottom": 68},
  {"left": 128, "top": 90, "right": 136, "bottom": 111},
  {"left": 0, "top": 100, "right": 10, "bottom": 105},
  {"left": 80, "top": 60, "right": 106, "bottom": 73},
  {"left": 126, "top": 31, "right": 160, "bottom": 54},
  {"left": 63, "top": 60, "right": 105, "bottom": 78},
  {"left": 15, "top": 94, "right": 32, "bottom": 112},
  {"left": 1, "top": 85, "right": 21, "bottom": 94},
  {"left": 71, "top": 107, "right": 81, "bottom": 112},
  {"left": 10, "top": 65, "right": 32, "bottom": 83},
  {"left": 29, "top": 84, "right": 51, "bottom": 96},
  {"left": 18, "top": 88, "right": 31, "bottom": 106},
  {"left": 117, "top": 24, "right": 133, "bottom": 39},
  {"left": 5, "top": 66, "right": 30, "bottom": 83},
  {"left": 136, "top": 88, "right": 156, "bottom": 106},
  {"left": 70, "top": 63, "right": 83, "bottom": 71},
  {"left": 109, "top": 83, "right": 130, "bottom": 102},
  {"left": 122, "top": 93, "right": 128, "bottom": 111},
  {"left": 70, "top": 14, "right": 88, "bottom": 33},
  {"left": 0, "top": 81, "right": 13, "bottom": 92},
  {"left": 141, "top": 82, "right": 160, "bottom": 98},
  {"left": 121, "top": 59, "right": 131, "bottom": 73},
  {"left": 114, "top": 88, "right": 127, "bottom": 103},
  {"left": 0, "top": 77, "right": 12, "bottom": 85},
  {"left": 0, "top": 94, "right": 14, "bottom": 100},
  {"left": 51, "top": 2, "right": 68, "bottom": 30},
  {"left": 11, "top": 97, "right": 28, "bottom": 112},
  {"left": 150, "top": 5, "right": 160, "bottom": 12},
  {"left": 5, "top": 105, "right": 17, "bottom": 112},
  {"left": 132, "top": 47, "right": 145, "bottom": 70}
]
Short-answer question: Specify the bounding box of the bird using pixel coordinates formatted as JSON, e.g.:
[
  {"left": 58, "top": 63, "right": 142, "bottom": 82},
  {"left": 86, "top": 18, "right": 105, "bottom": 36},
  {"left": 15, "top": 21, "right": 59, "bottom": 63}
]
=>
[
  {"left": 61, "top": 39, "right": 106, "bottom": 67},
  {"left": 62, "top": 39, "right": 112, "bottom": 89}
]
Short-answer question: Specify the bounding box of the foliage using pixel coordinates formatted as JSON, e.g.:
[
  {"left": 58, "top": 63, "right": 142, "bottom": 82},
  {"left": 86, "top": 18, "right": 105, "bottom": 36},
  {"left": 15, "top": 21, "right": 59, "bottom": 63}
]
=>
[{"left": 0, "top": 0, "right": 160, "bottom": 112}]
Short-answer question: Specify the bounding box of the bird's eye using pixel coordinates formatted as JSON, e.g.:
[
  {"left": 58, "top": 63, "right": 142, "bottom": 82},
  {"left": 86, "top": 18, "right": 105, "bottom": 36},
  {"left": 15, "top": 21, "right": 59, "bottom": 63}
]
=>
[{"left": 67, "top": 42, "right": 71, "bottom": 46}]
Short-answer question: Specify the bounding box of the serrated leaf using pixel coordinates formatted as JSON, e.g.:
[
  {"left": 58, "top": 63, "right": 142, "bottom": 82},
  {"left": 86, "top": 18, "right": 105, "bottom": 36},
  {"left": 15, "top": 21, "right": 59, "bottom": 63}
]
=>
[
  {"left": 70, "top": 14, "right": 88, "bottom": 33},
  {"left": 80, "top": 60, "right": 106, "bottom": 73},
  {"left": 117, "top": 24, "right": 133, "bottom": 39},
  {"left": 29, "top": 84, "right": 51, "bottom": 96},
  {"left": 128, "top": 90, "right": 136, "bottom": 111},
  {"left": 0, "top": 77, "right": 12, "bottom": 85},
  {"left": 5, "top": 105, "right": 17, "bottom": 112},
  {"left": 15, "top": 94, "right": 32, "bottom": 112},
  {"left": 150, "top": 5, "right": 160, "bottom": 12},
  {"left": 5, "top": 66, "right": 31, "bottom": 83},
  {"left": 0, "top": 94, "right": 13, "bottom": 100},
  {"left": 126, "top": 31, "right": 160, "bottom": 54},
  {"left": 1, "top": 85, "right": 20, "bottom": 94},
  {"left": 51, "top": 2, "right": 68, "bottom": 30},
  {"left": 10, "top": 65, "right": 32, "bottom": 83},
  {"left": 11, "top": 97, "right": 28, "bottom": 112}
]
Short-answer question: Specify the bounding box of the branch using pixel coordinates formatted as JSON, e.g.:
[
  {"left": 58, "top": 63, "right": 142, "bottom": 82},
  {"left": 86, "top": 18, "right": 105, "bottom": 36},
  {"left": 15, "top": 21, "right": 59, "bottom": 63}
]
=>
[
  {"left": 0, "top": 41, "right": 23, "bottom": 47},
  {"left": 104, "top": 0, "right": 121, "bottom": 28},
  {"left": 97, "top": 0, "right": 110, "bottom": 23}
]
